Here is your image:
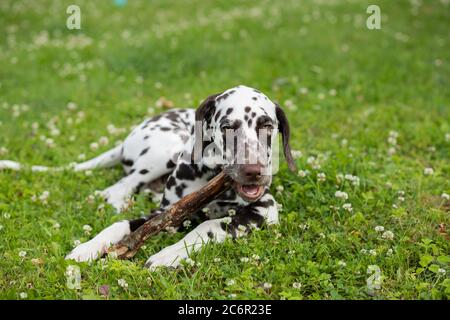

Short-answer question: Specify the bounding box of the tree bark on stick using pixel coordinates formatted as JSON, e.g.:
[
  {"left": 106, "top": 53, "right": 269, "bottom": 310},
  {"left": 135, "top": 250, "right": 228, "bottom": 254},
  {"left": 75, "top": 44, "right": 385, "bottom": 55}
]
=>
[{"left": 108, "top": 171, "right": 233, "bottom": 260}]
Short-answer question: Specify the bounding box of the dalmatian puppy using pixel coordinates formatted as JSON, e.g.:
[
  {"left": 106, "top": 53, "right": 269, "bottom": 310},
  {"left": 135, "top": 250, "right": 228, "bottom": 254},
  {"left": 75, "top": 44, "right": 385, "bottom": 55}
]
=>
[{"left": 1, "top": 85, "right": 296, "bottom": 269}]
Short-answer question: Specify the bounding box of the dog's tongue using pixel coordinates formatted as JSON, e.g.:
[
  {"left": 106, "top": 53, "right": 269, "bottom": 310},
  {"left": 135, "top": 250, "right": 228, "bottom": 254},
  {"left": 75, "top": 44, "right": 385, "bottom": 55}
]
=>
[{"left": 242, "top": 185, "right": 259, "bottom": 195}]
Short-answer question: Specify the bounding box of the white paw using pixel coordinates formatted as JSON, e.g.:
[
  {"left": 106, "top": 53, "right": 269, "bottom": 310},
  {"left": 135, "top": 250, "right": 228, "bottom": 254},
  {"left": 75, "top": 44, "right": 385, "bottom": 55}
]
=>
[
  {"left": 100, "top": 187, "right": 132, "bottom": 213},
  {"left": 65, "top": 240, "right": 107, "bottom": 262},
  {"left": 144, "top": 248, "right": 186, "bottom": 271}
]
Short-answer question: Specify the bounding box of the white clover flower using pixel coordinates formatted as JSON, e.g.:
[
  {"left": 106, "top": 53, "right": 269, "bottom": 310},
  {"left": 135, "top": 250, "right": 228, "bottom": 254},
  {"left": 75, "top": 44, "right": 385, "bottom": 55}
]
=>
[
  {"left": 3, "top": 213, "right": 11, "bottom": 219},
  {"left": 227, "top": 209, "right": 236, "bottom": 216},
  {"left": 182, "top": 220, "right": 191, "bottom": 228},
  {"left": 67, "top": 102, "right": 77, "bottom": 111},
  {"left": 222, "top": 217, "right": 232, "bottom": 224},
  {"left": 276, "top": 202, "right": 283, "bottom": 211},
  {"left": 374, "top": 226, "right": 385, "bottom": 232},
  {"left": 291, "top": 150, "right": 302, "bottom": 159},
  {"left": 213, "top": 257, "right": 221, "bottom": 263},
  {"left": 240, "top": 257, "right": 250, "bottom": 263},
  {"left": 437, "top": 268, "right": 446, "bottom": 275},
  {"left": 360, "top": 249, "right": 368, "bottom": 254},
  {"left": 276, "top": 185, "right": 284, "bottom": 192},
  {"left": 228, "top": 293, "right": 237, "bottom": 298},
  {"left": 117, "top": 278, "right": 128, "bottom": 289},
  {"left": 83, "top": 225, "right": 92, "bottom": 235},
  {"left": 226, "top": 279, "right": 236, "bottom": 286},
  {"left": 0, "top": 224, "right": 3, "bottom": 231},
  {"left": 299, "top": 223, "right": 309, "bottom": 230},
  {"left": 19, "top": 292, "right": 27, "bottom": 299},
  {"left": 441, "top": 193, "right": 449, "bottom": 200},
  {"left": 388, "top": 147, "right": 396, "bottom": 156},
  {"left": 77, "top": 153, "right": 86, "bottom": 160},
  {"left": 342, "top": 203, "right": 353, "bottom": 212},
  {"left": 251, "top": 254, "right": 260, "bottom": 261},
  {"left": 369, "top": 249, "right": 377, "bottom": 256},
  {"left": 398, "top": 196, "right": 405, "bottom": 202},
  {"left": 165, "top": 226, "right": 177, "bottom": 234},
  {"left": 299, "top": 87, "right": 308, "bottom": 95},
  {"left": 263, "top": 282, "right": 272, "bottom": 289},
  {"left": 337, "top": 260, "right": 347, "bottom": 267},
  {"left": 398, "top": 190, "right": 405, "bottom": 196},
  {"left": 85, "top": 170, "right": 93, "bottom": 176},
  {"left": 98, "top": 136, "right": 109, "bottom": 146},
  {"left": 73, "top": 240, "right": 81, "bottom": 247},
  {"left": 90, "top": 142, "right": 99, "bottom": 151},
  {"left": 19, "top": 251, "right": 27, "bottom": 258},
  {"left": 445, "top": 133, "right": 450, "bottom": 142},
  {"left": 184, "top": 258, "right": 195, "bottom": 267},
  {"left": 292, "top": 282, "right": 302, "bottom": 289},
  {"left": 386, "top": 248, "right": 393, "bottom": 256},
  {"left": 329, "top": 89, "right": 337, "bottom": 96},
  {"left": 298, "top": 169, "right": 309, "bottom": 177},
  {"left": 424, "top": 167, "right": 434, "bottom": 175},
  {"left": 336, "top": 173, "right": 344, "bottom": 182},
  {"left": 382, "top": 230, "right": 394, "bottom": 240},
  {"left": 334, "top": 191, "right": 349, "bottom": 200},
  {"left": 317, "top": 172, "right": 326, "bottom": 182},
  {"left": 0, "top": 146, "right": 9, "bottom": 156},
  {"left": 53, "top": 222, "right": 60, "bottom": 229}
]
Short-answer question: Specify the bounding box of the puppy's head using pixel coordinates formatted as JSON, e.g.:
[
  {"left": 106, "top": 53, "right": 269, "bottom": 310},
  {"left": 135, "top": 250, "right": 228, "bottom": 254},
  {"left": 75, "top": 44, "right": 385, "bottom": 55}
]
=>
[{"left": 193, "top": 85, "right": 296, "bottom": 202}]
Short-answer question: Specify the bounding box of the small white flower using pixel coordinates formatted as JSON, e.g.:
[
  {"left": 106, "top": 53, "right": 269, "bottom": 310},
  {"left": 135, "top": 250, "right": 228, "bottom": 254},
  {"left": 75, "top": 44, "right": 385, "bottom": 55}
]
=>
[
  {"left": 334, "top": 191, "right": 349, "bottom": 200},
  {"left": 98, "top": 136, "right": 109, "bottom": 146},
  {"left": 251, "top": 254, "right": 260, "bottom": 261},
  {"left": 228, "top": 293, "right": 237, "bottom": 298},
  {"left": 19, "top": 292, "right": 27, "bottom": 299},
  {"left": 182, "top": 220, "right": 191, "bottom": 228},
  {"left": 386, "top": 248, "right": 393, "bottom": 256},
  {"left": 437, "top": 268, "right": 446, "bottom": 275},
  {"left": 53, "top": 222, "right": 60, "bottom": 229},
  {"left": 213, "top": 257, "right": 221, "bottom": 263},
  {"left": 360, "top": 249, "right": 368, "bottom": 254},
  {"left": 90, "top": 142, "right": 99, "bottom": 151},
  {"left": 165, "top": 226, "right": 177, "bottom": 234},
  {"left": 445, "top": 133, "right": 450, "bottom": 142},
  {"left": 85, "top": 170, "right": 93, "bottom": 176},
  {"left": 292, "top": 282, "right": 302, "bottom": 289},
  {"left": 226, "top": 279, "right": 236, "bottom": 286},
  {"left": 337, "top": 260, "right": 347, "bottom": 267},
  {"left": 388, "top": 147, "right": 396, "bottom": 155},
  {"left": 83, "top": 225, "right": 92, "bottom": 235},
  {"left": 0, "top": 146, "right": 8, "bottom": 156},
  {"left": 424, "top": 167, "right": 434, "bottom": 175},
  {"left": 77, "top": 153, "right": 86, "bottom": 160},
  {"left": 382, "top": 230, "right": 394, "bottom": 240},
  {"left": 73, "top": 240, "right": 81, "bottom": 247},
  {"left": 291, "top": 150, "right": 302, "bottom": 159},
  {"left": 0, "top": 225, "right": 3, "bottom": 231},
  {"left": 342, "top": 203, "right": 353, "bottom": 212},
  {"left": 240, "top": 257, "right": 250, "bottom": 263},
  {"left": 263, "top": 282, "right": 272, "bottom": 289},
  {"left": 374, "top": 226, "right": 385, "bottom": 232},
  {"left": 398, "top": 196, "right": 405, "bottom": 202},
  {"left": 276, "top": 185, "right": 284, "bottom": 192},
  {"left": 19, "top": 251, "right": 27, "bottom": 258},
  {"left": 298, "top": 169, "right": 309, "bottom": 177},
  {"left": 299, "top": 223, "right": 309, "bottom": 230},
  {"left": 67, "top": 102, "right": 77, "bottom": 110},
  {"left": 317, "top": 172, "right": 326, "bottom": 182},
  {"left": 227, "top": 209, "right": 236, "bottom": 216},
  {"left": 369, "top": 249, "right": 377, "bottom": 256},
  {"left": 184, "top": 258, "right": 195, "bottom": 266},
  {"left": 441, "top": 193, "right": 450, "bottom": 200},
  {"left": 222, "top": 217, "right": 232, "bottom": 224},
  {"left": 117, "top": 278, "right": 128, "bottom": 289}
]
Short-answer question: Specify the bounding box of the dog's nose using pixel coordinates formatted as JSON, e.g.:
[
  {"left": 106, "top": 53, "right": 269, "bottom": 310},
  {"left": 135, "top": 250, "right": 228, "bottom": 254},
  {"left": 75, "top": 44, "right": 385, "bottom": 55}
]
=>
[{"left": 243, "top": 164, "right": 262, "bottom": 181}]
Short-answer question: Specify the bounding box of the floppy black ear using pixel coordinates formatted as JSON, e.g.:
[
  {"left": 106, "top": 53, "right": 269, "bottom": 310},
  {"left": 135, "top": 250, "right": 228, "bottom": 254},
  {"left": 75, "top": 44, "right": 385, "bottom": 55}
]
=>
[
  {"left": 191, "top": 93, "right": 220, "bottom": 163},
  {"left": 195, "top": 93, "right": 220, "bottom": 122},
  {"left": 275, "top": 104, "right": 297, "bottom": 172}
]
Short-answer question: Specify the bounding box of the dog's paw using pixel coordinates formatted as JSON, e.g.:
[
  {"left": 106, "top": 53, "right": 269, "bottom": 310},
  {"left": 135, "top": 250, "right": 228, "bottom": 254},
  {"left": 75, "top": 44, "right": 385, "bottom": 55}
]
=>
[
  {"left": 65, "top": 240, "right": 107, "bottom": 262},
  {"left": 99, "top": 188, "right": 132, "bottom": 213},
  {"left": 144, "top": 249, "right": 184, "bottom": 271}
]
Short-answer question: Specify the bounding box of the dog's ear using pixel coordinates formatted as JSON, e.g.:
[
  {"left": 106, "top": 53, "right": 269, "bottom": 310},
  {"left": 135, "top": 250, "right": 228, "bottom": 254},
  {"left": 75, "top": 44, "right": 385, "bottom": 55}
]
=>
[
  {"left": 275, "top": 103, "right": 297, "bottom": 172},
  {"left": 192, "top": 93, "right": 220, "bottom": 163},
  {"left": 195, "top": 93, "right": 220, "bottom": 122}
]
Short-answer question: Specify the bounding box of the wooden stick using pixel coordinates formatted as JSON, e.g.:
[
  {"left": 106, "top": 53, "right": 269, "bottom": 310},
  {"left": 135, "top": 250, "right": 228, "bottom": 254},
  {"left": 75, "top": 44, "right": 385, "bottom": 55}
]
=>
[{"left": 108, "top": 170, "right": 233, "bottom": 259}]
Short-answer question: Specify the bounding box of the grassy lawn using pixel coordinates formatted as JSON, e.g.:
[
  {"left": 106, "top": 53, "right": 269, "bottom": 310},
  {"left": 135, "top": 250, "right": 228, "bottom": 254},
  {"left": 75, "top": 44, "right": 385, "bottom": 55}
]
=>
[{"left": 0, "top": 0, "right": 449, "bottom": 300}]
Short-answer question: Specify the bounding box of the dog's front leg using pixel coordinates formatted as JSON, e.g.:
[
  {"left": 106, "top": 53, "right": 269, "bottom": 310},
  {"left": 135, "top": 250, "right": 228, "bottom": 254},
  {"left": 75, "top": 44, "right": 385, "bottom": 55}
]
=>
[{"left": 145, "top": 192, "right": 278, "bottom": 270}]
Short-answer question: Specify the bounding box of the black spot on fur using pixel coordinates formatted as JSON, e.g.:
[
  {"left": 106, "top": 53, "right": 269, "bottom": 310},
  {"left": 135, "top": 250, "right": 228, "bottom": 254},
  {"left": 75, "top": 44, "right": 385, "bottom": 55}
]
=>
[
  {"left": 207, "top": 231, "right": 214, "bottom": 239},
  {"left": 226, "top": 108, "right": 233, "bottom": 115},
  {"left": 245, "top": 106, "right": 251, "bottom": 113},
  {"left": 166, "top": 176, "right": 176, "bottom": 189},
  {"left": 121, "top": 159, "right": 134, "bottom": 167},
  {"left": 129, "top": 169, "right": 136, "bottom": 174},
  {"left": 175, "top": 163, "right": 197, "bottom": 180},
  {"left": 140, "top": 169, "right": 149, "bottom": 174},
  {"left": 252, "top": 97, "right": 257, "bottom": 101},
  {"left": 160, "top": 127, "right": 171, "bottom": 131},
  {"left": 160, "top": 197, "right": 169, "bottom": 207},
  {"left": 175, "top": 183, "right": 187, "bottom": 198},
  {"left": 140, "top": 147, "right": 150, "bottom": 156},
  {"left": 166, "top": 160, "right": 176, "bottom": 169},
  {"left": 129, "top": 218, "right": 146, "bottom": 232},
  {"left": 144, "top": 135, "right": 149, "bottom": 140}
]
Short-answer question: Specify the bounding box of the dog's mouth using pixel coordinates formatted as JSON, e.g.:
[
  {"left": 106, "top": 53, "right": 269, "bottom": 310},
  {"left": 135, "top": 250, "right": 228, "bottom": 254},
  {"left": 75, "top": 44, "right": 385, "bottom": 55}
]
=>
[{"left": 234, "top": 183, "right": 265, "bottom": 202}]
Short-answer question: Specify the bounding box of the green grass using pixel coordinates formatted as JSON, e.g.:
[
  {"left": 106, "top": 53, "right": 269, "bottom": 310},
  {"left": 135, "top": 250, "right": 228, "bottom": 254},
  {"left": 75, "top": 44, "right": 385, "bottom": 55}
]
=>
[{"left": 0, "top": 0, "right": 449, "bottom": 300}]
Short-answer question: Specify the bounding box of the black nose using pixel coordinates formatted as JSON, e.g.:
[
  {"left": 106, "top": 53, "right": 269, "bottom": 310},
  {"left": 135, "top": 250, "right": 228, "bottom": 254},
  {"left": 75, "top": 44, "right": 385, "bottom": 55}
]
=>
[{"left": 243, "top": 164, "right": 262, "bottom": 181}]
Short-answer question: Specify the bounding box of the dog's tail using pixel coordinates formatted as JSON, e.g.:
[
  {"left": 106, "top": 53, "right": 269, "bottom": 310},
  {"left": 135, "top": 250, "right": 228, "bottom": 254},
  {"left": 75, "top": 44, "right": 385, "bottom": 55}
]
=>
[{"left": 0, "top": 145, "right": 123, "bottom": 172}]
